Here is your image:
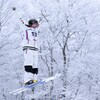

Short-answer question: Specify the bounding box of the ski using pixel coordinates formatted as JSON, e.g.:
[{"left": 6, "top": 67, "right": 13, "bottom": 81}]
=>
[{"left": 10, "top": 73, "right": 61, "bottom": 95}]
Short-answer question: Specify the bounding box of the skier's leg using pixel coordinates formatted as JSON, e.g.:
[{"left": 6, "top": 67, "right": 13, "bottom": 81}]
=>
[
  {"left": 32, "top": 51, "right": 38, "bottom": 82},
  {"left": 24, "top": 49, "right": 34, "bottom": 84},
  {"left": 33, "top": 68, "right": 38, "bottom": 82}
]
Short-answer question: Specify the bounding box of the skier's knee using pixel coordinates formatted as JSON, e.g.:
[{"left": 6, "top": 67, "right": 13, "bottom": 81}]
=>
[
  {"left": 24, "top": 66, "right": 38, "bottom": 74},
  {"left": 32, "top": 68, "right": 38, "bottom": 74},
  {"left": 24, "top": 65, "right": 33, "bottom": 73}
]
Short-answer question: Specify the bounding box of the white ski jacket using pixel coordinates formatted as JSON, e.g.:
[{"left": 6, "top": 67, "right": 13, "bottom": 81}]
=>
[{"left": 21, "top": 27, "right": 39, "bottom": 50}]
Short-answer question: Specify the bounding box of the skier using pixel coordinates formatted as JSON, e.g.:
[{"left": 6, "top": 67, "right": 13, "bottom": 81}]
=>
[{"left": 21, "top": 19, "right": 39, "bottom": 86}]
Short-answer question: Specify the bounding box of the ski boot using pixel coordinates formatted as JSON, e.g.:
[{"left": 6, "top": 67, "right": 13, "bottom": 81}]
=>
[
  {"left": 25, "top": 80, "right": 34, "bottom": 86},
  {"left": 25, "top": 80, "right": 37, "bottom": 93}
]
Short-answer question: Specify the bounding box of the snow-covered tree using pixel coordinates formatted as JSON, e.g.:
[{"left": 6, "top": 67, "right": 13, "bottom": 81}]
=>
[{"left": 1, "top": 0, "right": 100, "bottom": 100}]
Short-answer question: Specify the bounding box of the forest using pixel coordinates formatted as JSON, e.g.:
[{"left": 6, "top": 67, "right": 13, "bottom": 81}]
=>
[{"left": 0, "top": 0, "right": 100, "bottom": 100}]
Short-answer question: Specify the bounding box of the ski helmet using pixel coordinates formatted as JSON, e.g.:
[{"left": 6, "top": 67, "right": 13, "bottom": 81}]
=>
[{"left": 28, "top": 19, "right": 38, "bottom": 26}]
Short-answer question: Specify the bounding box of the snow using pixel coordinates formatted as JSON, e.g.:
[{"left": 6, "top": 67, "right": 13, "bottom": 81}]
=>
[{"left": 0, "top": 0, "right": 100, "bottom": 100}]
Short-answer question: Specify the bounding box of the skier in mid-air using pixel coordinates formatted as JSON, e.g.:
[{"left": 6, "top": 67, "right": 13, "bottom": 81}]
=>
[
  {"left": 10, "top": 7, "right": 61, "bottom": 96},
  {"left": 21, "top": 19, "right": 39, "bottom": 86}
]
